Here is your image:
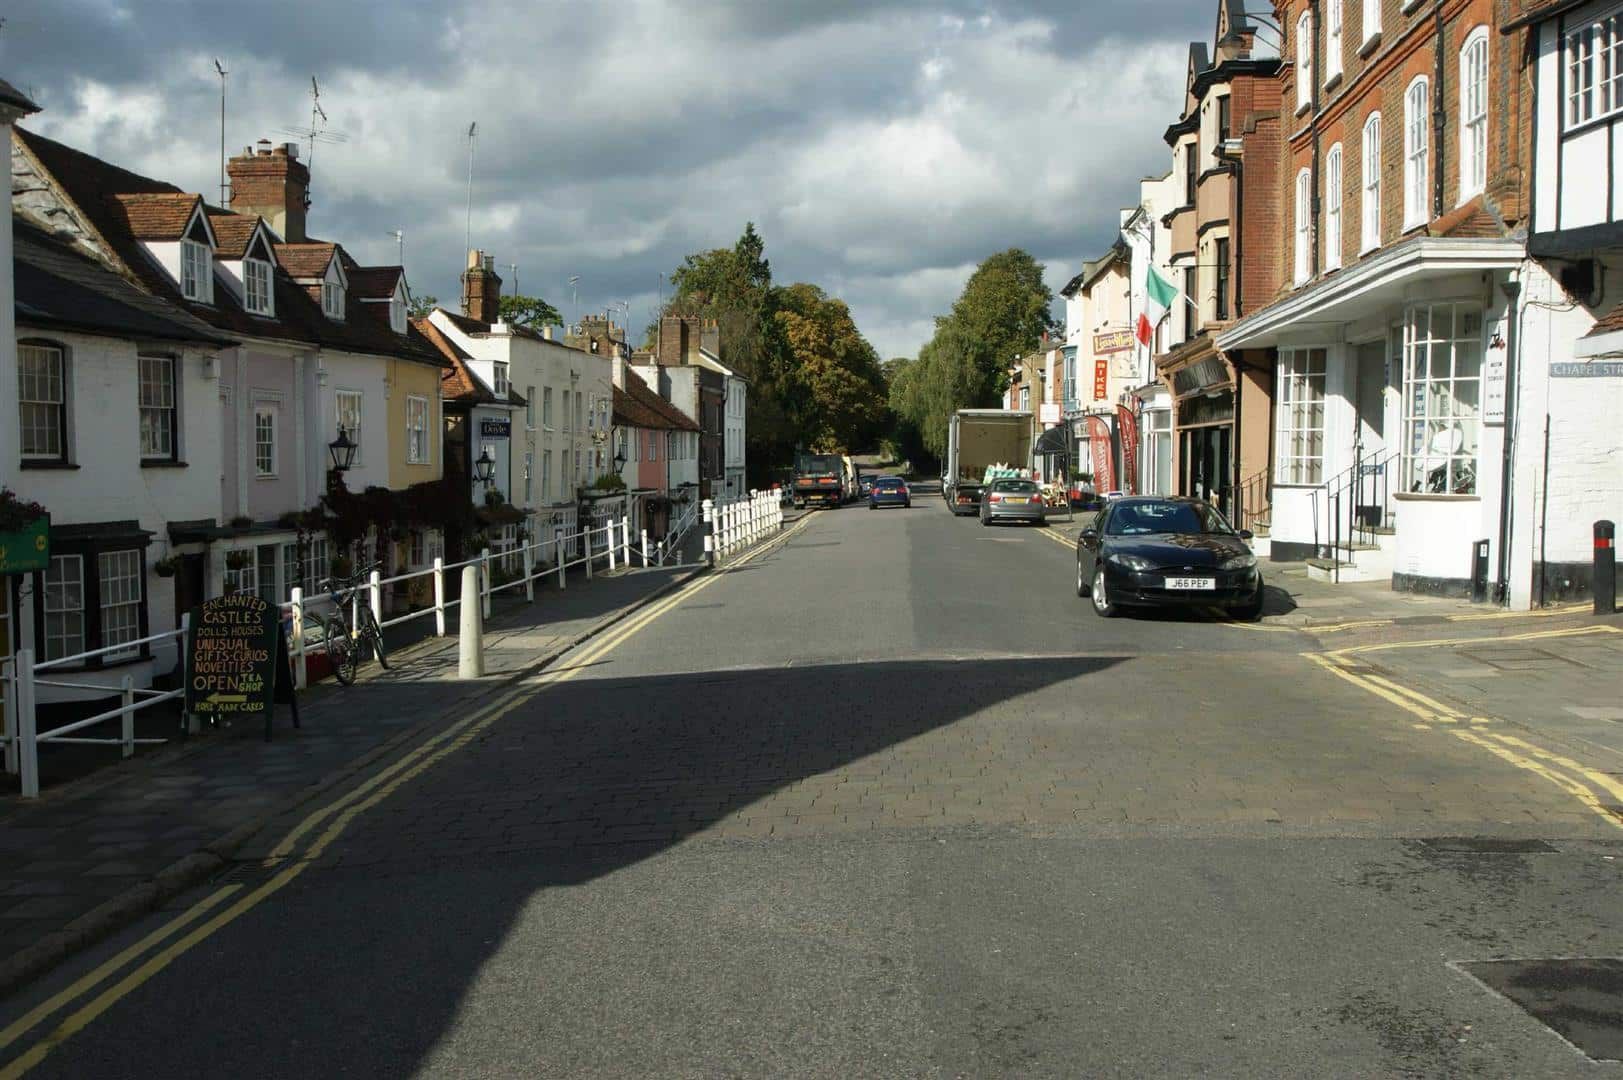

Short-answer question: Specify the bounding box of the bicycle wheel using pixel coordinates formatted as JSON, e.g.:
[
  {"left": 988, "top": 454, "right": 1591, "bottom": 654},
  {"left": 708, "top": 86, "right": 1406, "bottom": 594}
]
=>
[
  {"left": 321, "top": 612, "right": 358, "bottom": 686},
  {"left": 362, "top": 607, "right": 390, "bottom": 670}
]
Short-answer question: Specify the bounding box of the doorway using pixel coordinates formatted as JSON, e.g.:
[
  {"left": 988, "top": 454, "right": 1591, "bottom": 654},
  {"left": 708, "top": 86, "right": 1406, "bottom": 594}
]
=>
[{"left": 1181, "top": 424, "right": 1232, "bottom": 513}]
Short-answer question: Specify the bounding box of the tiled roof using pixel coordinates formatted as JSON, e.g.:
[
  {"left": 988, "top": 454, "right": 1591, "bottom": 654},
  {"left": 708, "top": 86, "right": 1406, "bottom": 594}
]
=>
[
  {"left": 0, "top": 78, "right": 39, "bottom": 114},
  {"left": 345, "top": 265, "right": 403, "bottom": 298},
  {"left": 437, "top": 308, "right": 491, "bottom": 335},
  {"left": 111, "top": 193, "right": 201, "bottom": 241},
  {"left": 1433, "top": 197, "right": 1507, "bottom": 240},
  {"left": 273, "top": 242, "right": 337, "bottom": 279},
  {"left": 1585, "top": 301, "right": 1623, "bottom": 339},
  {"left": 14, "top": 217, "right": 233, "bottom": 346},
  {"left": 617, "top": 375, "right": 700, "bottom": 431},
  {"left": 418, "top": 317, "right": 500, "bottom": 405},
  {"left": 205, "top": 209, "right": 265, "bottom": 260},
  {"left": 14, "top": 127, "right": 446, "bottom": 369}
]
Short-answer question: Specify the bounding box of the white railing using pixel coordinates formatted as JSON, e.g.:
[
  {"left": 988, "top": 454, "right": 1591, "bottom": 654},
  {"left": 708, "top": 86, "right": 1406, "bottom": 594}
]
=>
[
  {"left": 2, "top": 618, "right": 190, "bottom": 799},
  {"left": 708, "top": 489, "right": 785, "bottom": 563}
]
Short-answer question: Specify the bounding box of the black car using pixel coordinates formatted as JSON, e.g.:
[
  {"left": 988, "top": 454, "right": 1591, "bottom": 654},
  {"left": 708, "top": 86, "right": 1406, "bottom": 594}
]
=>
[{"left": 1075, "top": 497, "right": 1263, "bottom": 620}]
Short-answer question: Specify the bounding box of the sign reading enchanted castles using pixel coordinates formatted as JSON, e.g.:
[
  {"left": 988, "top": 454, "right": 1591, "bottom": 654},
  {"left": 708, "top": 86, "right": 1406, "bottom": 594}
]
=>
[{"left": 185, "top": 593, "right": 281, "bottom": 723}]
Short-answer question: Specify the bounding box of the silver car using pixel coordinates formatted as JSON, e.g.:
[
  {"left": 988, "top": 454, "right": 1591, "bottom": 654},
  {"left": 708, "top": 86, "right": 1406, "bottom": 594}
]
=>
[{"left": 980, "top": 478, "right": 1047, "bottom": 526}]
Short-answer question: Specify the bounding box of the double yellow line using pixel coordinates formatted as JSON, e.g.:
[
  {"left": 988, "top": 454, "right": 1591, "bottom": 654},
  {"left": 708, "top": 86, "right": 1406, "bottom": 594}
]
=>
[
  {"left": 1305, "top": 625, "right": 1623, "bottom": 832},
  {"left": 0, "top": 513, "right": 817, "bottom": 1077}
]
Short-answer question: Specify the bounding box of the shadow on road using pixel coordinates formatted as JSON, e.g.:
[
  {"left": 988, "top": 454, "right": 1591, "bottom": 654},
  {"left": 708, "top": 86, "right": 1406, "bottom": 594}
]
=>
[{"left": 91, "top": 656, "right": 1130, "bottom": 1078}]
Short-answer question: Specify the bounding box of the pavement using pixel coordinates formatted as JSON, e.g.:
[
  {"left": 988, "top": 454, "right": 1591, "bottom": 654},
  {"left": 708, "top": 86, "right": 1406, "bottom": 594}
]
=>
[
  {"left": 1, "top": 496, "right": 1621, "bottom": 1077},
  {"left": 0, "top": 523, "right": 730, "bottom": 997}
]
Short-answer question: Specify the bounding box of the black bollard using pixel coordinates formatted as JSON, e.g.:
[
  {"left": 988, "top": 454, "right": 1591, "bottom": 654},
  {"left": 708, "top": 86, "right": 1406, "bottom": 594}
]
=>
[{"left": 1596, "top": 520, "right": 1616, "bottom": 615}]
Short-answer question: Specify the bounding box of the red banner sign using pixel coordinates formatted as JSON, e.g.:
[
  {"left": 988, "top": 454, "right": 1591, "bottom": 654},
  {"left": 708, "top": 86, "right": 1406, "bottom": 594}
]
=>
[
  {"left": 1085, "top": 414, "right": 1115, "bottom": 493},
  {"left": 1093, "top": 358, "right": 1108, "bottom": 401},
  {"left": 1116, "top": 404, "right": 1139, "bottom": 496}
]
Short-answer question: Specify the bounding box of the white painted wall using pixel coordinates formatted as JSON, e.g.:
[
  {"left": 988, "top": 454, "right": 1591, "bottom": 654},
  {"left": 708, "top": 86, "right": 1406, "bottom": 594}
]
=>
[
  {"left": 316, "top": 350, "right": 390, "bottom": 495},
  {"left": 1533, "top": 20, "right": 1560, "bottom": 233}
]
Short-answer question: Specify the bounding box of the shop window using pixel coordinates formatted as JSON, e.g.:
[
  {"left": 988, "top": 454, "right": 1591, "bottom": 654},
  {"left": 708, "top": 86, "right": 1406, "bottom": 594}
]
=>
[
  {"left": 1276, "top": 349, "right": 1326, "bottom": 485},
  {"left": 1403, "top": 303, "right": 1482, "bottom": 495},
  {"left": 97, "top": 550, "right": 143, "bottom": 662},
  {"left": 43, "top": 554, "right": 85, "bottom": 662}
]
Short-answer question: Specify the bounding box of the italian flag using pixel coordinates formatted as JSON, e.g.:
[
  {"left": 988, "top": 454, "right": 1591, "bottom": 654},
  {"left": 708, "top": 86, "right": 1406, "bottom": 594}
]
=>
[{"left": 1136, "top": 265, "right": 1179, "bottom": 347}]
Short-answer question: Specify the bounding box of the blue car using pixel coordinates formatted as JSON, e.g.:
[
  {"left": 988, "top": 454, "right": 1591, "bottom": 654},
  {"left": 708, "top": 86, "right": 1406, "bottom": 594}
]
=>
[{"left": 868, "top": 476, "right": 911, "bottom": 509}]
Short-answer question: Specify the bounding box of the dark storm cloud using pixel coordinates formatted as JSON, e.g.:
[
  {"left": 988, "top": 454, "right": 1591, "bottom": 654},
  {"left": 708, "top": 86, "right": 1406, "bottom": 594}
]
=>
[{"left": 6, "top": 0, "right": 1227, "bottom": 358}]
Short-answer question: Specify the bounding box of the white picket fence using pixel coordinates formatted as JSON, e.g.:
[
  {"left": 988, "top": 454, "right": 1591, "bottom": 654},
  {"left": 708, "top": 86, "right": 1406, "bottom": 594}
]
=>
[{"left": 0, "top": 490, "right": 783, "bottom": 800}]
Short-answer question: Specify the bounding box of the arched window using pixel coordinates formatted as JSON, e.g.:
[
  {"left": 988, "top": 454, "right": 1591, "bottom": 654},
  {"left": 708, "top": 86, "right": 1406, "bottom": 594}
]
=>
[
  {"left": 1325, "top": 144, "right": 1344, "bottom": 271},
  {"left": 1325, "top": 0, "right": 1343, "bottom": 83},
  {"left": 1296, "top": 11, "right": 1314, "bottom": 112},
  {"left": 1361, "top": 112, "right": 1383, "bottom": 252},
  {"left": 1404, "top": 76, "right": 1430, "bottom": 229},
  {"left": 1294, "top": 168, "right": 1312, "bottom": 285},
  {"left": 1459, "top": 27, "right": 1489, "bottom": 201}
]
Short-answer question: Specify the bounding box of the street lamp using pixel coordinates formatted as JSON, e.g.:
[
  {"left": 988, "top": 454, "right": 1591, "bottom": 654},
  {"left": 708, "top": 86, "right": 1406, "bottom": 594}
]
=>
[
  {"left": 328, "top": 425, "right": 358, "bottom": 473},
  {"left": 474, "top": 446, "right": 496, "bottom": 487}
]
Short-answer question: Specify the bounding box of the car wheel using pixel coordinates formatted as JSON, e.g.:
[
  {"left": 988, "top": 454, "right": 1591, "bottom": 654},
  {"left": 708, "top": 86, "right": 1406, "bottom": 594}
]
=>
[
  {"left": 1091, "top": 567, "right": 1117, "bottom": 618},
  {"left": 1230, "top": 581, "right": 1265, "bottom": 622},
  {"left": 981, "top": 513, "right": 990, "bottom": 526},
  {"left": 1076, "top": 557, "right": 1089, "bottom": 598},
  {"left": 868, "top": 502, "right": 875, "bottom": 510}
]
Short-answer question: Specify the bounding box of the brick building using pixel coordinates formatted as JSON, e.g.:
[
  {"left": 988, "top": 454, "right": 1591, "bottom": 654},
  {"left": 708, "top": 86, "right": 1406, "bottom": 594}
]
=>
[{"left": 1218, "top": 0, "right": 1530, "bottom": 596}]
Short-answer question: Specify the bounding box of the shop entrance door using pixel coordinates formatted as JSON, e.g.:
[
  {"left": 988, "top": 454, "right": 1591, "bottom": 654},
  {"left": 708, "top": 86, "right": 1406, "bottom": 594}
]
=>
[{"left": 1181, "top": 425, "right": 1232, "bottom": 514}]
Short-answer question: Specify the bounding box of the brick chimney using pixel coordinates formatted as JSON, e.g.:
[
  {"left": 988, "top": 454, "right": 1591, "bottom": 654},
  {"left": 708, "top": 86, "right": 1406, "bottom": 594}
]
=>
[
  {"left": 461, "top": 249, "right": 502, "bottom": 325},
  {"left": 657, "top": 315, "right": 692, "bottom": 365},
  {"left": 228, "top": 140, "right": 310, "bottom": 242}
]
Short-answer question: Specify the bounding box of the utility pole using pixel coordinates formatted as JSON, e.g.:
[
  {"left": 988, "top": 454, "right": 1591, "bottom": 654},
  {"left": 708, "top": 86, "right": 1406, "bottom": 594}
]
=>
[
  {"left": 213, "top": 60, "right": 228, "bottom": 208},
  {"left": 464, "top": 122, "right": 477, "bottom": 258},
  {"left": 509, "top": 263, "right": 519, "bottom": 296}
]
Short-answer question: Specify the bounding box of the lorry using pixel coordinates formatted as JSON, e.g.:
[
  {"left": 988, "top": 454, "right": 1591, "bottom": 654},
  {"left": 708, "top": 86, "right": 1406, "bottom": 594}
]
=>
[
  {"left": 793, "top": 452, "right": 845, "bottom": 508},
  {"left": 943, "top": 409, "right": 1035, "bottom": 516}
]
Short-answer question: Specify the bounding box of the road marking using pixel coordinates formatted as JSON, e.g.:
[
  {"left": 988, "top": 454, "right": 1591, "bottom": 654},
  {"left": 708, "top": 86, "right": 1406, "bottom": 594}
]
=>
[{"left": 0, "top": 512, "right": 818, "bottom": 1075}]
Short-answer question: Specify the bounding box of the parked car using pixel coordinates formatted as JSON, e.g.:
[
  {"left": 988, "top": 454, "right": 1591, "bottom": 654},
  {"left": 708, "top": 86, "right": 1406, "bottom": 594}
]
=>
[
  {"left": 1074, "top": 496, "right": 1263, "bottom": 620},
  {"left": 859, "top": 476, "right": 875, "bottom": 498},
  {"left": 980, "top": 478, "right": 1046, "bottom": 526},
  {"left": 869, "top": 476, "right": 910, "bottom": 509}
]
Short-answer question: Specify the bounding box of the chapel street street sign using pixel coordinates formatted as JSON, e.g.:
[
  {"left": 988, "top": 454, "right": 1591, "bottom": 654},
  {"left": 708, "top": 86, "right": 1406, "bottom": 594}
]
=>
[
  {"left": 1551, "top": 362, "right": 1623, "bottom": 378},
  {"left": 0, "top": 516, "right": 49, "bottom": 575}
]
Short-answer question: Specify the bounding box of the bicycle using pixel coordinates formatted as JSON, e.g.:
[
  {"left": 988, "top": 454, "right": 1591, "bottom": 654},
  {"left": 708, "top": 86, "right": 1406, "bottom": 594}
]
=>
[{"left": 311, "top": 563, "right": 390, "bottom": 686}]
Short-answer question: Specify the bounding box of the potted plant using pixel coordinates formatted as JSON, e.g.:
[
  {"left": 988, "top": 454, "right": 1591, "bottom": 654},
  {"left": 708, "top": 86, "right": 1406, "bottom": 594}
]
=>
[
  {"left": 153, "top": 554, "right": 180, "bottom": 578},
  {"left": 224, "top": 549, "right": 251, "bottom": 571},
  {"left": 329, "top": 554, "right": 354, "bottom": 580},
  {"left": 484, "top": 488, "right": 506, "bottom": 508},
  {"left": 229, "top": 514, "right": 254, "bottom": 530}
]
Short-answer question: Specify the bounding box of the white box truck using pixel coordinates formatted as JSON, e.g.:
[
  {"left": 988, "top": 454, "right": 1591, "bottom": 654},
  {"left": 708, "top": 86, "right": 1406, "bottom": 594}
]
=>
[{"left": 944, "top": 409, "right": 1034, "bottom": 516}]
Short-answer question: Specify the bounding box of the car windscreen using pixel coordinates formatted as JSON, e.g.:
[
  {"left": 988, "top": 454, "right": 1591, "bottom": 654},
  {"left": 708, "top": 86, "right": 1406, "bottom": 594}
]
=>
[
  {"left": 1105, "top": 501, "right": 1231, "bottom": 536},
  {"left": 874, "top": 479, "right": 904, "bottom": 489},
  {"left": 991, "top": 480, "right": 1038, "bottom": 493}
]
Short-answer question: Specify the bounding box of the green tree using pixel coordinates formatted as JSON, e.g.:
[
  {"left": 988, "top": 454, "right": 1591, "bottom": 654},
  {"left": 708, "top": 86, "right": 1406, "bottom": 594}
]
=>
[
  {"left": 498, "top": 294, "right": 563, "bottom": 327},
  {"left": 406, "top": 293, "right": 438, "bottom": 319},
  {"left": 775, "top": 283, "right": 888, "bottom": 453}
]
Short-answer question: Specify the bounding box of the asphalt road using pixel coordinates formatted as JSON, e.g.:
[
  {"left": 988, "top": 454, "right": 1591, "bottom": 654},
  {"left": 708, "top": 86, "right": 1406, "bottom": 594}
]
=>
[{"left": 5, "top": 497, "right": 1621, "bottom": 1078}]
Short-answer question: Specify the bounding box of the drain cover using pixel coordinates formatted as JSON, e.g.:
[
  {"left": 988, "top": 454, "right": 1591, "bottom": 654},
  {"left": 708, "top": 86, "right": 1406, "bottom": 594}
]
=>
[
  {"left": 1460, "top": 958, "right": 1623, "bottom": 1061},
  {"left": 1417, "top": 837, "right": 1558, "bottom": 854}
]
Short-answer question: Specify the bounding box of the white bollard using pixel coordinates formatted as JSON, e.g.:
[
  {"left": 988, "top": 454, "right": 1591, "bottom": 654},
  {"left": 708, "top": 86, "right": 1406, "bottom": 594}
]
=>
[
  {"left": 290, "top": 587, "right": 308, "bottom": 690},
  {"left": 641, "top": 529, "right": 649, "bottom": 566},
  {"left": 120, "top": 675, "right": 135, "bottom": 759},
  {"left": 585, "top": 527, "right": 595, "bottom": 581},
  {"left": 458, "top": 565, "right": 484, "bottom": 678},
  {"left": 369, "top": 569, "right": 383, "bottom": 624},
  {"left": 703, "top": 498, "right": 716, "bottom": 566},
  {"left": 433, "top": 557, "right": 447, "bottom": 636},
  {"left": 16, "top": 648, "right": 37, "bottom": 800},
  {"left": 523, "top": 538, "right": 535, "bottom": 602},
  {"left": 608, "top": 518, "right": 618, "bottom": 571},
  {"left": 480, "top": 547, "right": 493, "bottom": 618},
  {"left": 555, "top": 527, "right": 567, "bottom": 589},
  {"left": 621, "top": 518, "right": 631, "bottom": 564}
]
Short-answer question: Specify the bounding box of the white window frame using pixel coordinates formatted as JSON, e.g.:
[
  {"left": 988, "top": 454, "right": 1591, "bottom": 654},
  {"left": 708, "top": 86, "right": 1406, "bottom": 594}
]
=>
[
  {"left": 254, "top": 401, "right": 278, "bottom": 478},
  {"left": 1404, "top": 76, "right": 1430, "bottom": 230},
  {"left": 523, "top": 449, "right": 534, "bottom": 504},
  {"left": 1294, "top": 168, "right": 1312, "bottom": 286},
  {"left": 180, "top": 239, "right": 213, "bottom": 303},
  {"left": 1325, "top": 0, "right": 1343, "bottom": 83},
  {"left": 20, "top": 341, "right": 67, "bottom": 461},
  {"left": 542, "top": 386, "right": 554, "bottom": 430},
  {"left": 1276, "top": 349, "right": 1327, "bottom": 486},
  {"left": 1459, "top": 28, "right": 1488, "bottom": 201},
  {"left": 493, "top": 362, "right": 510, "bottom": 398},
  {"left": 322, "top": 280, "right": 345, "bottom": 320},
  {"left": 335, "top": 390, "right": 363, "bottom": 467},
  {"left": 243, "top": 257, "right": 273, "bottom": 315},
  {"left": 542, "top": 448, "right": 553, "bottom": 503},
  {"left": 525, "top": 386, "right": 536, "bottom": 429},
  {"left": 1324, "top": 144, "right": 1344, "bottom": 271},
  {"left": 1296, "top": 11, "right": 1313, "bottom": 114},
  {"left": 388, "top": 293, "right": 406, "bottom": 334},
  {"left": 1361, "top": 112, "right": 1383, "bottom": 253},
  {"left": 649, "top": 429, "right": 658, "bottom": 461},
  {"left": 406, "top": 394, "right": 429, "bottom": 464},
  {"left": 97, "top": 550, "right": 143, "bottom": 663},
  {"left": 43, "top": 554, "right": 85, "bottom": 662},
  {"left": 138, "top": 353, "right": 177, "bottom": 461},
  {"left": 1402, "top": 302, "right": 1483, "bottom": 497},
  {"left": 1361, "top": 0, "right": 1381, "bottom": 49},
  {"left": 1564, "top": 12, "right": 1623, "bottom": 129}
]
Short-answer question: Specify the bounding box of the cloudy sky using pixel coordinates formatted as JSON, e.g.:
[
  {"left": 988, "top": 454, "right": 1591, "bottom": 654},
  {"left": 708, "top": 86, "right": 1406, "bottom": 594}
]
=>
[{"left": 7, "top": 0, "right": 1228, "bottom": 360}]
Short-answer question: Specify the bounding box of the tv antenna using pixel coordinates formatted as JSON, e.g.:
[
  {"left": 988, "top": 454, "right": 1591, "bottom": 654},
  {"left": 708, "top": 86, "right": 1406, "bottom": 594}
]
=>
[
  {"left": 508, "top": 262, "right": 519, "bottom": 296},
  {"left": 569, "top": 276, "right": 580, "bottom": 325},
  {"left": 277, "top": 76, "right": 349, "bottom": 176},
  {"left": 463, "top": 121, "right": 477, "bottom": 257},
  {"left": 213, "top": 60, "right": 229, "bottom": 208},
  {"left": 387, "top": 229, "right": 404, "bottom": 266}
]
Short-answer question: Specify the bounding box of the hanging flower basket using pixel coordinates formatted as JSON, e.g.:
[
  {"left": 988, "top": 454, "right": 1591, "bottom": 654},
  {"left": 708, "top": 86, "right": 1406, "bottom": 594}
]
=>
[
  {"left": 153, "top": 555, "right": 180, "bottom": 578},
  {"left": 224, "top": 549, "right": 251, "bottom": 571}
]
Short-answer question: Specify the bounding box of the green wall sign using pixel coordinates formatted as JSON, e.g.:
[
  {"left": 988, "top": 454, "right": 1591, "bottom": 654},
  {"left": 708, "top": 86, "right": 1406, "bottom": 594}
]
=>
[{"left": 0, "top": 516, "right": 49, "bottom": 575}]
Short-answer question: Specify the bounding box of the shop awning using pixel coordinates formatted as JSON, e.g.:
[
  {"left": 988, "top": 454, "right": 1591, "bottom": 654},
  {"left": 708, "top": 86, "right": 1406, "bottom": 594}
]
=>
[{"left": 1034, "top": 426, "right": 1070, "bottom": 455}]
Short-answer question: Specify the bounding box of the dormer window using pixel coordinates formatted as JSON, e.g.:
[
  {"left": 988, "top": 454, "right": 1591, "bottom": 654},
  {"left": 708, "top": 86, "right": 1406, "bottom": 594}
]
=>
[
  {"left": 323, "top": 280, "right": 345, "bottom": 320},
  {"left": 389, "top": 291, "right": 406, "bottom": 334},
  {"left": 493, "top": 362, "right": 510, "bottom": 397},
  {"left": 244, "top": 258, "right": 273, "bottom": 315},
  {"left": 181, "top": 240, "right": 213, "bottom": 303}
]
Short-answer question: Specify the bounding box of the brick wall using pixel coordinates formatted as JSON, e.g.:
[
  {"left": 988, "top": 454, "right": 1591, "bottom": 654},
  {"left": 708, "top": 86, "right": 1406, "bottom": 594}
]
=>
[
  {"left": 1269, "top": 0, "right": 1525, "bottom": 306},
  {"left": 1234, "top": 72, "right": 1283, "bottom": 317}
]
